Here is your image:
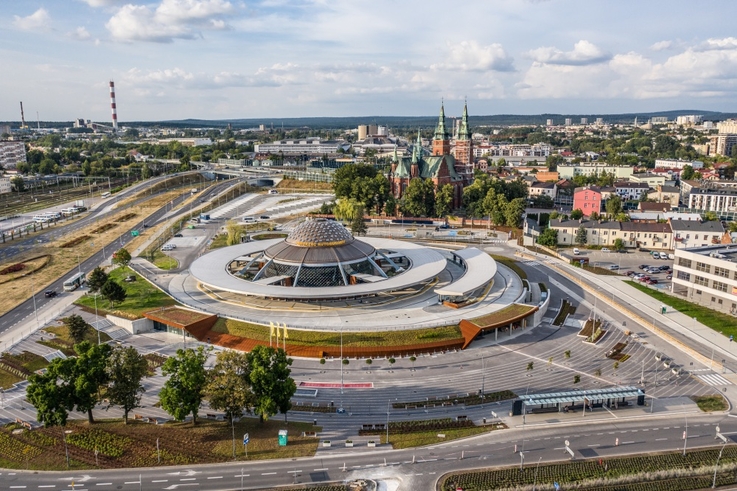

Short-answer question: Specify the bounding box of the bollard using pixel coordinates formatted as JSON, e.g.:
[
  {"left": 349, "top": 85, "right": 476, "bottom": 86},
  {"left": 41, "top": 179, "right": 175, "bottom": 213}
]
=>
[
  {"left": 615, "top": 438, "right": 619, "bottom": 446},
  {"left": 514, "top": 444, "right": 517, "bottom": 453}
]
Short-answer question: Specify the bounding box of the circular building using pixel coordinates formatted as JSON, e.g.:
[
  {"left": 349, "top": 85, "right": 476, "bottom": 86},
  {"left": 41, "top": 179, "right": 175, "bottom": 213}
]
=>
[{"left": 189, "top": 218, "right": 450, "bottom": 301}]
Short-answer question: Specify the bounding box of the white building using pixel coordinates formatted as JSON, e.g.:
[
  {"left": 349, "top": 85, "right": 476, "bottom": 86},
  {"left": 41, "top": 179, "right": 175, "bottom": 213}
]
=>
[
  {"left": 255, "top": 138, "right": 351, "bottom": 155},
  {"left": 676, "top": 115, "right": 703, "bottom": 125},
  {"left": 654, "top": 159, "right": 703, "bottom": 170},
  {"left": 0, "top": 177, "right": 12, "bottom": 194},
  {"left": 614, "top": 181, "right": 650, "bottom": 201},
  {"left": 528, "top": 181, "right": 557, "bottom": 199},
  {"left": 672, "top": 245, "right": 737, "bottom": 315},
  {"left": 0, "top": 141, "right": 27, "bottom": 169},
  {"left": 558, "top": 163, "right": 634, "bottom": 179},
  {"left": 687, "top": 187, "right": 737, "bottom": 214},
  {"left": 671, "top": 220, "right": 725, "bottom": 249}
]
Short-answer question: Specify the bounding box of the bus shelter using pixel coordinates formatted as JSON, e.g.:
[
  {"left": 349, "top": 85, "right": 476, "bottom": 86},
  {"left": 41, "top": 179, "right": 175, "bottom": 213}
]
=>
[{"left": 512, "top": 386, "right": 645, "bottom": 416}]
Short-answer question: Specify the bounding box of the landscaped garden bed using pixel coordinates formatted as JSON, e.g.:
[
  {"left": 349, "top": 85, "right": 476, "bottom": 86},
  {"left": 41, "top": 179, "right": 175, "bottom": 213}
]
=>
[
  {"left": 0, "top": 255, "right": 52, "bottom": 286},
  {"left": 553, "top": 300, "right": 576, "bottom": 326},
  {"left": 114, "top": 213, "right": 137, "bottom": 222},
  {"left": 392, "top": 390, "right": 516, "bottom": 409},
  {"left": 90, "top": 223, "right": 118, "bottom": 234},
  {"left": 59, "top": 235, "right": 91, "bottom": 248},
  {"left": 467, "top": 304, "right": 536, "bottom": 329}
]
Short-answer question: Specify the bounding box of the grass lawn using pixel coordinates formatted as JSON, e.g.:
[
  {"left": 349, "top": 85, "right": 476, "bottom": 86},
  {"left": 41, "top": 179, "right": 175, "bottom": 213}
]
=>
[
  {"left": 0, "top": 368, "right": 23, "bottom": 389},
  {"left": 75, "top": 269, "right": 178, "bottom": 319},
  {"left": 692, "top": 394, "right": 728, "bottom": 412},
  {"left": 41, "top": 323, "right": 113, "bottom": 356},
  {"left": 209, "top": 234, "right": 228, "bottom": 249},
  {"left": 213, "top": 318, "right": 462, "bottom": 347},
  {"left": 469, "top": 304, "right": 537, "bottom": 329},
  {"left": 380, "top": 425, "right": 500, "bottom": 450},
  {"left": 490, "top": 255, "right": 527, "bottom": 280},
  {"left": 624, "top": 280, "right": 737, "bottom": 337},
  {"left": 2, "top": 351, "right": 49, "bottom": 373},
  {"left": 0, "top": 418, "right": 320, "bottom": 470},
  {"left": 251, "top": 233, "right": 288, "bottom": 240},
  {"left": 150, "top": 250, "right": 178, "bottom": 270},
  {"left": 276, "top": 180, "right": 333, "bottom": 192}
]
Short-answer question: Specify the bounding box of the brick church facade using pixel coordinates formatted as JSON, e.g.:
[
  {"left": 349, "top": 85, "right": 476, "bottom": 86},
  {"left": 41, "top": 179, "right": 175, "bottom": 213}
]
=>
[{"left": 390, "top": 102, "right": 473, "bottom": 210}]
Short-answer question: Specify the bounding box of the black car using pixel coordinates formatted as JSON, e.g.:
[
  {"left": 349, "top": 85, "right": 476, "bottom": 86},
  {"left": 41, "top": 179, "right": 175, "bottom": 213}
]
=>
[
  {"left": 44, "top": 290, "right": 57, "bottom": 298},
  {"left": 659, "top": 265, "right": 670, "bottom": 271},
  {"left": 638, "top": 264, "right": 649, "bottom": 269},
  {"left": 174, "top": 233, "right": 183, "bottom": 237}
]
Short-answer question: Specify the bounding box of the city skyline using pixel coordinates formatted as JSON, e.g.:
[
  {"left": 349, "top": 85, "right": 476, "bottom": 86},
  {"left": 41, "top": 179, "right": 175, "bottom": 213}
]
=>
[{"left": 2, "top": 0, "right": 737, "bottom": 122}]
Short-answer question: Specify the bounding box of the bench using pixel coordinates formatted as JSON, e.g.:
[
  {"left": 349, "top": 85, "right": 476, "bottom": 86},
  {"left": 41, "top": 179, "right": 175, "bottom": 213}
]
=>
[
  {"left": 529, "top": 406, "right": 558, "bottom": 414},
  {"left": 456, "top": 415, "right": 468, "bottom": 421}
]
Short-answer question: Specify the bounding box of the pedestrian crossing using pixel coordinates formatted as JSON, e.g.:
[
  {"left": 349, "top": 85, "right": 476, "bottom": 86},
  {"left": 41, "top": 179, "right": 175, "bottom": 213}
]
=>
[
  {"left": 520, "top": 259, "right": 548, "bottom": 267},
  {"left": 697, "top": 373, "right": 733, "bottom": 386}
]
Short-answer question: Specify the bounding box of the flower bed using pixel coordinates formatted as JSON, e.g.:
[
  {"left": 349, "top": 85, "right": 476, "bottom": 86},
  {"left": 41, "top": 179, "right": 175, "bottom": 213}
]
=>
[
  {"left": 0, "top": 431, "right": 42, "bottom": 462},
  {"left": 67, "top": 429, "right": 133, "bottom": 458},
  {"left": 0, "top": 263, "right": 25, "bottom": 275},
  {"left": 114, "top": 213, "right": 137, "bottom": 222},
  {"left": 59, "top": 235, "right": 91, "bottom": 249},
  {"left": 392, "top": 390, "right": 516, "bottom": 409},
  {"left": 91, "top": 223, "right": 117, "bottom": 234}
]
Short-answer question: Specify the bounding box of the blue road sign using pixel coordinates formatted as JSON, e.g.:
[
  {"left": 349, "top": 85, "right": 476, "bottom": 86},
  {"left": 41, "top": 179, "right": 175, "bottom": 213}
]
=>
[{"left": 243, "top": 433, "right": 249, "bottom": 445}]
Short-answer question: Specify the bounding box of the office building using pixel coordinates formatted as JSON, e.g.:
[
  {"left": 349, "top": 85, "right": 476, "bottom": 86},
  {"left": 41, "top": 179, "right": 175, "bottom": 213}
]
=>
[{"left": 672, "top": 245, "right": 737, "bottom": 315}]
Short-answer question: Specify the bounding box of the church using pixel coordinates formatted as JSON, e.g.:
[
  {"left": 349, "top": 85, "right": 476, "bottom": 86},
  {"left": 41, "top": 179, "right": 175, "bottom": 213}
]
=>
[{"left": 390, "top": 101, "right": 474, "bottom": 210}]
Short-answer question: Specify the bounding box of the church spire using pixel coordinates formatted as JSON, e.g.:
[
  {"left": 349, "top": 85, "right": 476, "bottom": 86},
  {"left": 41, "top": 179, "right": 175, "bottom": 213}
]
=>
[
  {"left": 412, "top": 129, "right": 422, "bottom": 163},
  {"left": 433, "top": 100, "right": 449, "bottom": 141},
  {"left": 458, "top": 99, "right": 471, "bottom": 141}
]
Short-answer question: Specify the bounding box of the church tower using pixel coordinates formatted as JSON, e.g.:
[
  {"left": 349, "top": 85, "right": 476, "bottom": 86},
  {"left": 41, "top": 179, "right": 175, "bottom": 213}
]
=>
[
  {"left": 432, "top": 102, "right": 451, "bottom": 156},
  {"left": 411, "top": 129, "right": 421, "bottom": 178},
  {"left": 454, "top": 100, "right": 473, "bottom": 167}
]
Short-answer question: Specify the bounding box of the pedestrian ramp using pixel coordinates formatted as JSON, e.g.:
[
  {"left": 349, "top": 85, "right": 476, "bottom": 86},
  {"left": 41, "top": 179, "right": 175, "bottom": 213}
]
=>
[
  {"left": 93, "top": 318, "right": 131, "bottom": 341},
  {"left": 43, "top": 350, "right": 67, "bottom": 362},
  {"left": 91, "top": 318, "right": 114, "bottom": 330},
  {"left": 696, "top": 373, "right": 733, "bottom": 386}
]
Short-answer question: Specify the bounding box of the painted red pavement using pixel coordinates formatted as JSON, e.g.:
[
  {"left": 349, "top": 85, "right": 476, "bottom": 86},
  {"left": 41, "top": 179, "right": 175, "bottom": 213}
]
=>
[{"left": 299, "top": 382, "right": 374, "bottom": 389}]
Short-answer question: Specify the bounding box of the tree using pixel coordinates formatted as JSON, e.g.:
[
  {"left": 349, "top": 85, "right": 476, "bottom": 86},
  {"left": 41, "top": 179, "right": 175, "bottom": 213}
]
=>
[
  {"left": 100, "top": 279, "right": 126, "bottom": 308},
  {"left": 589, "top": 211, "right": 601, "bottom": 221},
  {"left": 401, "top": 178, "right": 435, "bottom": 217},
  {"left": 573, "top": 375, "right": 581, "bottom": 384},
  {"left": 531, "top": 194, "right": 554, "bottom": 209},
  {"left": 206, "top": 350, "right": 254, "bottom": 424},
  {"left": 681, "top": 164, "right": 695, "bottom": 180},
  {"left": 112, "top": 248, "right": 132, "bottom": 269},
  {"left": 504, "top": 198, "right": 527, "bottom": 228},
  {"left": 613, "top": 238, "right": 625, "bottom": 251},
  {"left": 537, "top": 228, "right": 558, "bottom": 247},
  {"left": 605, "top": 195, "right": 623, "bottom": 216},
  {"left": 141, "top": 164, "right": 152, "bottom": 179},
  {"left": 87, "top": 267, "right": 109, "bottom": 294},
  {"left": 10, "top": 176, "right": 25, "bottom": 192},
  {"left": 26, "top": 362, "right": 73, "bottom": 427},
  {"left": 334, "top": 198, "right": 364, "bottom": 222},
  {"left": 69, "top": 341, "right": 112, "bottom": 424},
  {"left": 614, "top": 212, "right": 630, "bottom": 222},
  {"left": 703, "top": 211, "right": 719, "bottom": 221},
  {"left": 225, "top": 220, "right": 245, "bottom": 246},
  {"left": 571, "top": 209, "right": 584, "bottom": 220},
  {"left": 65, "top": 314, "right": 90, "bottom": 345},
  {"left": 546, "top": 154, "right": 565, "bottom": 171},
  {"left": 729, "top": 221, "right": 737, "bottom": 233},
  {"left": 160, "top": 346, "right": 210, "bottom": 425},
  {"left": 350, "top": 214, "right": 367, "bottom": 236},
  {"left": 106, "top": 346, "right": 149, "bottom": 424},
  {"left": 435, "top": 184, "right": 454, "bottom": 217},
  {"left": 564, "top": 350, "right": 571, "bottom": 359},
  {"left": 526, "top": 362, "right": 534, "bottom": 371},
  {"left": 575, "top": 225, "right": 588, "bottom": 245},
  {"left": 246, "top": 346, "right": 297, "bottom": 423}
]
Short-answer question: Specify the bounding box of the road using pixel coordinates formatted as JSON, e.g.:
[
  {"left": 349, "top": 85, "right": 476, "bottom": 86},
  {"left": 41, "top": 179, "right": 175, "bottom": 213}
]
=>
[
  {"left": 0, "top": 175, "right": 232, "bottom": 335},
  {"left": 3, "top": 413, "right": 735, "bottom": 490}
]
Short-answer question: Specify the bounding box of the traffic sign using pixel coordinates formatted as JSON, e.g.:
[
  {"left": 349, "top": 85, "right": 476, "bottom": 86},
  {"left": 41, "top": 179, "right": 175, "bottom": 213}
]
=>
[{"left": 243, "top": 433, "right": 249, "bottom": 445}]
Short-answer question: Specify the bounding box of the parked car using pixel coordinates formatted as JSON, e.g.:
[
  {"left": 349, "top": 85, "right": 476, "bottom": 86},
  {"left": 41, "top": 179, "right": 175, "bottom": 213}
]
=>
[
  {"left": 573, "top": 248, "right": 581, "bottom": 255},
  {"left": 260, "top": 215, "right": 271, "bottom": 220},
  {"left": 666, "top": 274, "right": 673, "bottom": 280},
  {"left": 625, "top": 270, "right": 636, "bottom": 276},
  {"left": 658, "top": 265, "right": 670, "bottom": 271},
  {"left": 639, "top": 276, "right": 651, "bottom": 282},
  {"left": 174, "top": 233, "right": 183, "bottom": 237},
  {"left": 124, "top": 275, "right": 136, "bottom": 283},
  {"left": 608, "top": 264, "right": 619, "bottom": 270},
  {"left": 601, "top": 248, "right": 610, "bottom": 253},
  {"left": 638, "top": 264, "right": 649, "bottom": 270},
  {"left": 44, "top": 290, "right": 57, "bottom": 298},
  {"left": 649, "top": 279, "right": 658, "bottom": 284}
]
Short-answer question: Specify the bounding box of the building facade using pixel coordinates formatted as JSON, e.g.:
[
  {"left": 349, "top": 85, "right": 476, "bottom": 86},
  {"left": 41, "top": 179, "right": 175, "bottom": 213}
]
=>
[
  {"left": 671, "top": 220, "right": 725, "bottom": 249},
  {"left": 0, "top": 142, "right": 27, "bottom": 169},
  {"left": 549, "top": 219, "right": 673, "bottom": 250},
  {"left": 614, "top": 181, "right": 650, "bottom": 201},
  {"left": 255, "top": 138, "right": 351, "bottom": 155},
  {"left": 0, "top": 177, "right": 11, "bottom": 194},
  {"left": 558, "top": 163, "right": 634, "bottom": 179},
  {"left": 573, "top": 186, "right": 602, "bottom": 216},
  {"left": 687, "top": 187, "right": 737, "bottom": 214},
  {"left": 672, "top": 245, "right": 737, "bottom": 315}
]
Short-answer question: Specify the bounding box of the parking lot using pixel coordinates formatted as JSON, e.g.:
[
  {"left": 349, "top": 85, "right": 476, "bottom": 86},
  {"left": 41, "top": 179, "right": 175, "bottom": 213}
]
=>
[{"left": 562, "top": 248, "right": 675, "bottom": 290}]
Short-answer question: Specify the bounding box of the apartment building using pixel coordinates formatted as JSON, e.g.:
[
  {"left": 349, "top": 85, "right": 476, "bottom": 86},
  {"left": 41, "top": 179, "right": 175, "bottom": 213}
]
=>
[
  {"left": 647, "top": 185, "right": 681, "bottom": 205},
  {"left": 671, "top": 220, "right": 726, "bottom": 249},
  {"left": 558, "top": 162, "right": 634, "bottom": 179},
  {"left": 0, "top": 177, "right": 11, "bottom": 194},
  {"left": 549, "top": 219, "right": 673, "bottom": 250},
  {"left": 614, "top": 181, "right": 650, "bottom": 201},
  {"left": 528, "top": 181, "right": 557, "bottom": 199},
  {"left": 0, "top": 141, "right": 27, "bottom": 169},
  {"left": 687, "top": 187, "right": 737, "bottom": 214},
  {"left": 254, "top": 138, "right": 351, "bottom": 155},
  {"left": 630, "top": 173, "right": 668, "bottom": 187},
  {"left": 654, "top": 159, "right": 703, "bottom": 170},
  {"left": 672, "top": 245, "right": 737, "bottom": 315},
  {"left": 573, "top": 186, "right": 602, "bottom": 216}
]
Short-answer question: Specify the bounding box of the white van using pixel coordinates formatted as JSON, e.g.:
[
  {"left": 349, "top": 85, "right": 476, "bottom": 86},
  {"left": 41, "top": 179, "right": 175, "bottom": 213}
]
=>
[
  {"left": 242, "top": 216, "right": 256, "bottom": 223},
  {"left": 573, "top": 248, "right": 581, "bottom": 255},
  {"left": 268, "top": 189, "right": 279, "bottom": 195}
]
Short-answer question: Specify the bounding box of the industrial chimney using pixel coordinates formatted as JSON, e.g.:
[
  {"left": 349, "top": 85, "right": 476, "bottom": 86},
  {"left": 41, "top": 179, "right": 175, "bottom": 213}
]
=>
[{"left": 109, "top": 81, "right": 118, "bottom": 132}]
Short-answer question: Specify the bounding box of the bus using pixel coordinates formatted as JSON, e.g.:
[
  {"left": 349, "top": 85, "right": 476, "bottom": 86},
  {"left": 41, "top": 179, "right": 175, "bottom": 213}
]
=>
[
  {"left": 63, "top": 272, "right": 86, "bottom": 291},
  {"left": 101, "top": 192, "right": 111, "bottom": 198}
]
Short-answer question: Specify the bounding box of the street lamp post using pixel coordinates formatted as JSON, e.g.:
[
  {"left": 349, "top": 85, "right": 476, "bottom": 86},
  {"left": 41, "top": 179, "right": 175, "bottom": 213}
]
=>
[
  {"left": 64, "top": 430, "right": 73, "bottom": 469},
  {"left": 480, "top": 353, "right": 485, "bottom": 406},
  {"left": 94, "top": 294, "right": 100, "bottom": 345},
  {"left": 683, "top": 403, "right": 688, "bottom": 456},
  {"left": 386, "top": 400, "right": 390, "bottom": 445},
  {"left": 532, "top": 457, "right": 542, "bottom": 491},
  {"left": 340, "top": 328, "right": 344, "bottom": 396},
  {"left": 712, "top": 442, "right": 727, "bottom": 489}
]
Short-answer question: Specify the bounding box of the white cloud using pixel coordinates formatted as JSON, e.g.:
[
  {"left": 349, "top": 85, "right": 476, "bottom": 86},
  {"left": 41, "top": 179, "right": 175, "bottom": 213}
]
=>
[
  {"left": 432, "top": 41, "right": 514, "bottom": 72},
  {"left": 69, "top": 26, "right": 91, "bottom": 40},
  {"left": 105, "top": 0, "right": 233, "bottom": 42},
  {"left": 77, "top": 0, "right": 128, "bottom": 6},
  {"left": 650, "top": 40, "right": 672, "bottom": 51},
  {"left": 12, "top": 8, "right": 51, "bottom": 31},
  {"left": 695, "top": 37, "right": 737, "bottom": 52},
  {"left": 528, "top": 40, "right": 611, "bottom": 66}
]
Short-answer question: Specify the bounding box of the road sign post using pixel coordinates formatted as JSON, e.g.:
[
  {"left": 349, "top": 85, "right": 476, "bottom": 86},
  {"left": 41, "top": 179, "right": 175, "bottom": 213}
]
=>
[{"left": 243, "top": 433, "right": 249, "bottom": 458}]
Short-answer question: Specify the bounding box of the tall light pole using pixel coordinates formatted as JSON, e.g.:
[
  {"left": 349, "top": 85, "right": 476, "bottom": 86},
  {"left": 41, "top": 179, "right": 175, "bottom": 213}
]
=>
[
  {"left": 682, "top": 403, "right": 688, "bottom": 456},
  {"left": 532, "top": 457, "right": 542, "bottom": 491},
  {"left": 64, "top": 429, "right": 73, "bottom": 469},
  {"left": 31, "top": 275, "right": 40, "bottom": 330},
  {"left": 386, "top": 400, "right": 390, "bottom": 445},
  {"left": 712, "top": 442, "right": 727, "bottom": 489},
  {"left": 340, "top": 328, "right": 344, "bottom": 396},
  {"left": 480, "top": 352, "right": 486, "bottom": 406},
  {"left": 94, "top": 293, "right": 100, "bottom": 345}
]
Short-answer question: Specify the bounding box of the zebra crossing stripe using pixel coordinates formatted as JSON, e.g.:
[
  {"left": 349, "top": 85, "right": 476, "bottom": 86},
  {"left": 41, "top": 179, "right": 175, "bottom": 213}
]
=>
[{"left": 697, "top": 374, "right": 733, "bottom": 386}]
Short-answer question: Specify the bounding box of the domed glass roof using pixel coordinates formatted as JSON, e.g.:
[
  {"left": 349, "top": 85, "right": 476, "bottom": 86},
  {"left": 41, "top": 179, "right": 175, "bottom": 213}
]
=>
[{"left": 285, "top": 219, "right": 354, "bottom": 247}]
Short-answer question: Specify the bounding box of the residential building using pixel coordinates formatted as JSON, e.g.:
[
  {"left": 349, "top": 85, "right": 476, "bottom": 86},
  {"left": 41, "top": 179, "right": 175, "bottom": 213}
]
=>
[
  {"left": 630, "top": 173, "right": 667, "bottom": 188},
  {"left": 654, "top": 159, "right": 703, "bottom": 170},
  {"left": 573, "top": 186, "right": 602, "bottom": 216},
  {"left": 629, "top": 211, "right": 702, "bottom": 222},
  {"left": 255, "top": 138, "right": 350, "bottom": 155},
  {"left": 715, "top": 134, "right": 737, "bottom": 156},
  {"left": 0, "top": 177, "right": 11, "bottom": 194},
  {"left": 717, "top": 120, "right": 737, "bottom": 134},
  {"left": 647, "top": 185, "right": 681, "bottom": 206},
  {"left": 638, "top": 202, "right": 671, "bottom": 213},
  {"left": 614, "top": 181, "right": 650, "bottom": 201},
  {"left": 157, "top": 138, "right": 212, "bottom": 147},
  {"left": 549, "top": 219, "right": 672, "bottom": 250},
  {"left": 687, "top": 187, "right": 737, "bottom": 214},
  {"left": 558, "top": 162, "right": 634, "bottom": 179},
  {"left": 0, "top": 124, "right": 11, "bottom": 135},
  {"left": 676, "top": 115, "right": 703, "bottom": 125},
  {"left": 0, "top": 141, "right": 27, "bottom": 169},
  {"left": 671, "top": 245, "right": 737, "bottom": 316},
  {"left": 554, "top": 179, "right": 575, "bottom": 207},
  {"left": 528, "top": 181, "right": 557, "bottom": 200},
  {"left": 670, "top": 220, "right": 725, "bottom": 249}
]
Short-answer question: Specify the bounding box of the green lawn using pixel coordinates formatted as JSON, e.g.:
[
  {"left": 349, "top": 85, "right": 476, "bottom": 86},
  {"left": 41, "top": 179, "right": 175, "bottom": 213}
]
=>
[
  {"left": 149, "top": 250, "right": 178, "bottom": 270},
  {"left": 75, "top": 268, "right": 178, "bottom": 319},
  {"left": 490, "top": 255, "right": 527, "bottom": 280},
  {"left": 624, "top": 280, "right": 737, "bottom": 337},
  {"left": 209, "top": 234, "right": 228, "bottom": 249},
  {"left": 0, "top": 368, "right": 23, "bottom": 390},
  {"left": 381, "top": 425, "right": 501, "bottom": 449},
  {"left": 692, "top": 394, "right": 728, "bottom": 412},
  {"left": 213, "top": 318, "right": 462, "bottom": 347}
]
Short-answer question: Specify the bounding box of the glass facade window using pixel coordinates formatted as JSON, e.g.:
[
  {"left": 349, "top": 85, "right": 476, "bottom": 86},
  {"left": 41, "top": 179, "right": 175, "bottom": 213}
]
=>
[
  {"left": 695, "top": 262, "right": 710, "bottom": 273},
  {"left": 714, "top": 266, "right": 730, "bottom": 278},
  {"left": 678, "top": 258, "right": 692, "bottom": 268},
  {"left": 694, "top": 275, "right": 708, "bottom": 287},
  {"left": 676, "top": 271, "right": 691, "bottom": 281},
  {"left": 713, "top": 280, "right": 728, "bottom": 293}
]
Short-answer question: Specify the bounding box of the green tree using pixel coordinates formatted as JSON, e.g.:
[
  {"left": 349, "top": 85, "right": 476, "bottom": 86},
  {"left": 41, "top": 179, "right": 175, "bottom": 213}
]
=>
[
  {"left": 334, "top": 198, "right": 364, "bottom": 222},
  {"left": 141, "top": 164, "right": 152, "bottom": 179},
  {"left": 160, "top": 346, "right": 210, "bottom": 425},
  {"left": 10, "top": 176, "right": 25, "bottom": 192},
  {"left": 680, "top": 164, "right": 695, "bottom": 180},
  {"left": 69, "top": 341, "right": 112, "bottom": 424},
  {"left": 332, "top": 164, "right": 389, "bottom": 212},
  {"left": 350, "top": 214, "right": 367, "bottom": 236},
  {"left": 575, "top": 225, "right": 588, "bottom": 245},
  {"left": 571, "top": 209, "right": 584, "bottom": 220},
  {"left": 64, "top": 313, "right": 91, "bottom": 344},
  {"left": 504, "top": 198, "right": 527, "bottom": 227},
  {"left": 435, "top": 183, "right": 454, "bottom": 217},
  {"left": 703, "top": 211, "right": 719, "bottom": 221},
  {"left": 537, "top": 228, "right": 558, "bottom": 247},
  {"left": 526, "top": 362, "right": 534, "bottom": 371},
  {"left": 26, "top": 361, "right": 73, "bottom": 427},
  {"left": 225, "top": 220, "right": 245, "bottom": 246},
  {"left": 100, "top": 279, "right": 126, "bottom": 308},
  {"left": 246, "top": 346, "right": 297, "bottom": 423},
  {"left": 614, "top": 212, "right": 630, "bottom": 222},
  {"left": 729, "top": 221, "right": 737, "bottom": 233},
  {"left": 106, "top": 346, "right": 149, "bottom": 424},
  {"left": 87, "top": 267, "right": 109, "bottom": 294},
  {"left": 613, "top": 238, "right": 625, "bottom": 251},
  {"left": 401, "top": 178, "right": 436, "bottom": 217},
  {"left": 112, "top": 248, "right": 132, "bottom": 269},
  {"left": 206, "top": 350, "right": 254, "bottom": 423},
  {"left": 531, "top": 194, "right": 554, "bottom": 208},
  {"left": 573, "top": 375, "right": 581, "bottom": 384},
  {"left": 605, "top": 196, "right": 623, "bottom": 216}
]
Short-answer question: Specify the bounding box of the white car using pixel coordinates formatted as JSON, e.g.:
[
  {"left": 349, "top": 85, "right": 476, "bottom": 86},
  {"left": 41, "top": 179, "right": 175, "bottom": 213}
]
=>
[{"left": 601, "top": 248, "right": 610, "bottom": 253}]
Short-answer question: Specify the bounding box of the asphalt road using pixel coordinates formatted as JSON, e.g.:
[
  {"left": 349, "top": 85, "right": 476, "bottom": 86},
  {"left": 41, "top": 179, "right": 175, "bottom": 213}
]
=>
[{"left": 3, "top": 413, "right": 735, "bottom": 490}]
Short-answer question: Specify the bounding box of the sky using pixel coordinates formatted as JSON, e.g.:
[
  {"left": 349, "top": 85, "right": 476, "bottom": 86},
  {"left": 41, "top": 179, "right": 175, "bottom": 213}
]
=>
[{"left": 2, "top": 0, "right": 737, "bottom": 122}]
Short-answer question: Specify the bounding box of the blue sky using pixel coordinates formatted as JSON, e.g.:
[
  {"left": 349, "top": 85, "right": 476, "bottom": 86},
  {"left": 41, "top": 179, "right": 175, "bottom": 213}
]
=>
[{"left": 2, "top": 0, "right": 737, "bottom": 122}]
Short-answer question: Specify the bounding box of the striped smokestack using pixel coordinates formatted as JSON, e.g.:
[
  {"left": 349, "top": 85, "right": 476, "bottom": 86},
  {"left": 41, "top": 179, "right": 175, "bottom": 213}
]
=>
[{"left": 109, "top": 80, "right": 118, "bottom": 131}]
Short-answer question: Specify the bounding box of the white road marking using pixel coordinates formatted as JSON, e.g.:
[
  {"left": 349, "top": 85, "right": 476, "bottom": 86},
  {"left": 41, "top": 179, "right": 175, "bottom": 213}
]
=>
[
  {"left": 95, "top": 484, "right": 112, "bottom": 486},
  {"left": 587, "top": 444, "right": 600, "bottom": 447},
  {"left": 656, "top": 438, "right": 668, "bottom": 441},
  {"left": 313, "top": 468, "right": 328, "bottom": 471},
  {"left": 179, "top": 478, "right": 196, "bottom": 481},
  {"left": 622, "top": 441, "right": 635, "bottom": 444},
  {"left": 38, "top": 486, "right": 56, "bottom": 489},
  {"left": 152, "top": 480, "right": 168, "bottom": 483},
  {"left": 261, "top": 472, "right": 276, "bottom": 476},
  {"left": 206, "top": 477, "right": 223, "bottom": 480}
]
